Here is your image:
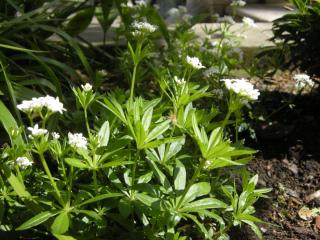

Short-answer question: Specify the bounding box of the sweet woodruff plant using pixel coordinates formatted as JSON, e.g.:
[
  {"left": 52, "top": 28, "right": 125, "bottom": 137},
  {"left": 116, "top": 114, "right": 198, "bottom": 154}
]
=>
[{"left": 0, "top": 19, "right": 271, "bottom": 240}]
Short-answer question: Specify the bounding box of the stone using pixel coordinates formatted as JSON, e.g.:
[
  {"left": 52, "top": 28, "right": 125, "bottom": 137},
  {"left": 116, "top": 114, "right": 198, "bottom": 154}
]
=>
[{"left": 227, "top": 3, "right": 292, "bottom": 22}]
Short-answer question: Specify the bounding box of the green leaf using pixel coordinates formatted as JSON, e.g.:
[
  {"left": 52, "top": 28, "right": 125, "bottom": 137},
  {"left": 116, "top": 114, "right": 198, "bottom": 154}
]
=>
[
  {"left": 141, "top": 106, "right": 153, "bottom": 132},
  {"left": 0, "top": 43, "right": 43, "bottom": 53},
  {"left": 184, "top": 213, "right": 211, "bottom": 239},
  {"left": 77, "top": 193, "right": 122, "bottom": 207},
  {"left": 76, "top": 210, "right": 102, "bottom": 221},
  {"left": 135, "top": 193, "right": 159, "bottom": 208},
  {"left": 100, "top": 160, "right": 133, "bottom": 169},
  {"left": 51, "top": 212, "right": 69, "bottom": 235},
  {"left": 143, "top": 136, "right": 184, "bottom": 149},
  {"left": 53, "top": 234, "right": 76, "bottom": 240},
  {"left": 180, "top": 198, "right": 228, "bottom": 212},
  {"left": 197, "top": 210, "right": 225, "bottom": 230},
  {"left": 6, "top": 171, "right": 30, "bottom": 198},
  {"left": 208, "top": 127, "right": 222, "bottom": 149},
  {"left": 144, "top": 120, "right": 171, "bottom": 143},
  {"left": 64, "top": 158, "right": 89, "bottom": 169},
  {"left": 237, "top": 213, "right": 264, "bottom": 223},
  {"left": 65, "top": 7, "right": 95, "bottom": 36},
  {"left": 0, "top": 200, "right": 5, "bottom": 224},
  {"left": 174, "top": 161, "right": 186, "bottom": 191},
  {"left": 147, "top": 160, "right": 171, "bottom": 190},
  {"left": 209, "top": 157, "right": 244, "bottom": 169},
  {"left": 118, "top": 198, "right": 131, "bottom": 218},
  {"left": 242, "top": 220, "right": 263, "bottom": 239},
  {"left": 183, "top": 182, "right": 211, "bottom": 203},
  {"left": 99, "top": 97, "right": 127, "bottom": 124},
  {"left": 98, "top": 121, "right": 110, "bottom": 147},
  {"left": 137, "top": 172, "right": 153, "bottom": 184},
  {"left": 16, "top": 211, "right": 59, "bottom": 231}
]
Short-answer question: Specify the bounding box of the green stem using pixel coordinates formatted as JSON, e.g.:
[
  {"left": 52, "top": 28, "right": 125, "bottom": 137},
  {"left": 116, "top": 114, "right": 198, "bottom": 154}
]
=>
[
  {"left": 176, "top": 157, "right": 207, "bottom": 209},
  {"left": 129, "top": 64, "right": 138, "bottom": 104},
  {"left": 84, "top": 108, "right": 91, "bottom": 138},
  {"left": 93, "top": 170, "right": 98, "bottom": 193},
  {"left": 131, "top": 149, "right": 139, "bottom": 190},
  {"left": 39, "top": 152, "right": 64, "bottom": 206}
]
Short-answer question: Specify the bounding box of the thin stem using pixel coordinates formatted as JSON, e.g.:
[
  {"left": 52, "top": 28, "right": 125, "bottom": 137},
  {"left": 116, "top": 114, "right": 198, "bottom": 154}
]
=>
[
  {"left": 39, "top": 152, "right": 64, "bottom": 206},
  {"left": 131, "top": 149, "right": 140, "bottom": 194},
  {"left": 84, "top": 108, "right": 91, "bottom": 139},
  {"left": 130, "top": 64, "right": 138, "bottom": 104}
]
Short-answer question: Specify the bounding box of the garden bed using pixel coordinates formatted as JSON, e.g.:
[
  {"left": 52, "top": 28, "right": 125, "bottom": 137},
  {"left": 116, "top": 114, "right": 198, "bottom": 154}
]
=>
[{"left": 238, "top": 72, "right": 320, "bottom": 239}]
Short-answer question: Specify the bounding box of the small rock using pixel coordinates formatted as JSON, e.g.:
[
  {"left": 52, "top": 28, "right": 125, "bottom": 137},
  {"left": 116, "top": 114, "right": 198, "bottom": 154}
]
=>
[
  {"left": 298, "top": 207, "right": 313, "bottom": 221},
  {"left": 282, "top": 158, "right": 299, "bottom": 174},
  {"left": 305, "top": 190, "right": 320, "bottom": 203}
]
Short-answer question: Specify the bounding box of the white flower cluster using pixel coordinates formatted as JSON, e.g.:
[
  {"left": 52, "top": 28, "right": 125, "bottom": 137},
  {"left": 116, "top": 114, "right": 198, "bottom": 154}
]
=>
[
  {"left": 242, "top": 17, "right": 256, "bottom": 28},
  {"left": 68, "top": 132, "right": 88, "bottom": 149},
  {"left": 223, "top": 78, "right": 260, "bottom": 100},
  {"left": 174, "top": 76, "right": 186, "bottom": 85},
  {"left": 293, "top": 74, "right": 314, "bottom": 90},
  {"left": 28, "top": 124, "right": 48, "bottom": 138},
  {"left": 166, "top": 6, "right": 191, "bottom": 23},
  {"left": 186, "top": 56, "right": 205, "bottom": 69},
  {"left": 217, "top": 15, "right": 235, "bottom": 25},
  {"left": 16, "top": 157, "right": 33, "bottom": 168},
  {"left": 132, "top": 21, "right": 157, "bottom": 36},
  {"left": 230, "top": 0, "right": 246, "bottom": 7},
  {"left": 81, "top": 83, "right": 93, "bottom": 92},
  {"left": 52, "top": 132, "right": 60, "bottom": 140},
  {"left": 17, "top": 95, "right": 65, "bottom": 114}
]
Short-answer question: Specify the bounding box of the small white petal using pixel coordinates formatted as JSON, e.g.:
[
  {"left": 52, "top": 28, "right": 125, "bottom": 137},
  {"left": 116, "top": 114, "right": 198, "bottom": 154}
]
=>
[
  {"left": 68, "top": 132, "right": 88, "bottom": 149},
  {"left": 186, "top": 56, "right": 205, "bottom": 69}
]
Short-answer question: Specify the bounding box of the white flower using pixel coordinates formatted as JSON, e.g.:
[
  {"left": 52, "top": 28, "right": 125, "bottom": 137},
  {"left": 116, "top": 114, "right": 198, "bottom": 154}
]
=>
[
  {"left": 167, "top": 8, "right": 179, "bottom": 17},
  {"left": 28, "top": 124, "right": 48, "bottom": 137},
  {"left": 203, "top": 67, "right": 219, "bottom": 78},
  {"left": 242, "top": 17, "right": 256, "bottom": 28},
  {"left": 174, "top": 76, "right": 186, "bottom": 85},
  {"left": 68, "top": 132, "right": 87, "bottom": 149},
  {"left": 121, "top": 2, "right": 133, "bottom": 8},
  {"left": 218, "top": 15, "right": 235, "bottom": 25},
  {"left": 17, "top": 96, "right": 65, "bottom": 114},
  {"left": 81, "top": 83, "right": 93, "bottom": 92},
  {"left": 132, "top": 21, "right": 157, "bottom": 36},
  {"left": 222, "top": 78, "right": 260, "bottom": 100},
  {"left": 42, "top": 96, "right": 65, "bottom": 113},
  {"left": 178, "top": 5, "right": 187, "bottom": 14},
  {"left": 293, "top": 73, "right": 314, "bottom": 90},
  {"left": 52, "top": 132, "right": 60, "bottom": 140},
  {"left": 136, "top": 0, "right": 146, "bottom": 6},
  {"left": 186, "top": 56, "right": 205, "bottom": 69},
  {"left": 98, "top": 69, "right": 108, "bottom": 77},
  {"left": 16, "top": 157, "right": 33, "bottom": 168},
  {"left": 231, "top": 0, "right": 246, "bottom": 7}
]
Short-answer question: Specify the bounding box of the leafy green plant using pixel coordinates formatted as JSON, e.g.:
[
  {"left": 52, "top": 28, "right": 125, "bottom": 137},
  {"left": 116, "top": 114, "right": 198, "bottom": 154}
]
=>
[
  {"left": 272, "top": 0, "right": 320, "bottom": 75},
  {"left": 0, "top": 16, "right": 271, "bottom": 239}
]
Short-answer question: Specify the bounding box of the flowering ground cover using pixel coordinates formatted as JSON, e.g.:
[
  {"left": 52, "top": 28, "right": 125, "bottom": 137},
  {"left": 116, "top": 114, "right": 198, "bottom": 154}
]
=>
[{"left": 0, "top": 1, "right": 320, "bottom": 239}]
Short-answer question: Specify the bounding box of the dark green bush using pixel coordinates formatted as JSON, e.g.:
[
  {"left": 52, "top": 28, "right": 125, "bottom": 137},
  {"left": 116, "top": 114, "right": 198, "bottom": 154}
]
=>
[{"left": 272, "top": 0, "right": 320, "bottom": 75}]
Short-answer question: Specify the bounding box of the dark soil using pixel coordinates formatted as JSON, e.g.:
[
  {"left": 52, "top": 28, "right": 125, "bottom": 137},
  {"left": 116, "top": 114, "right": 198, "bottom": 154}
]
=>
[{"left": 237, "top": 73, "right": 320, "bottom": 240}]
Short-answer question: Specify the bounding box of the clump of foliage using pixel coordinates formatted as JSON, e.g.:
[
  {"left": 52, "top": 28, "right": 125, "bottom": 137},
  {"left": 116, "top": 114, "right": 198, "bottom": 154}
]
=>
[
  {"left": 0, "top": 1, "right": 271, "bottom": 239},
  {"left": 0, "top": 16, "right": 270, "bottom": 240},
  {"left": 272, "top": 0, "right": 320, "bottom": 75}
]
